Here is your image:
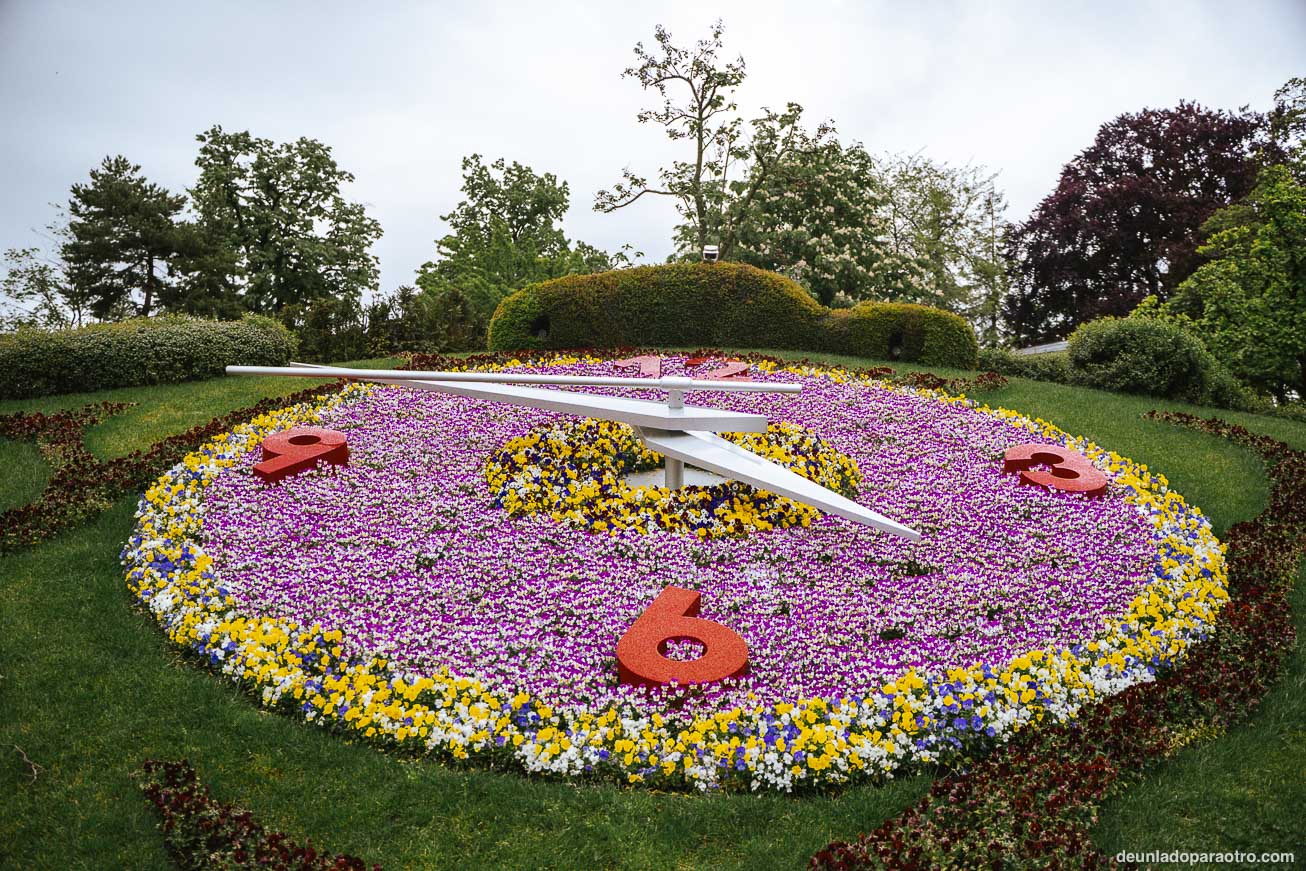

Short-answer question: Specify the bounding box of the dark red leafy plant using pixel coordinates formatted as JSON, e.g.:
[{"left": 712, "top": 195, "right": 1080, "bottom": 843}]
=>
[
  {"left": 1003, "top": 101, "right": 1277, "bottom": 344},
  {"left": 138, "top": 759, "right": 379, "bottom": 870}
]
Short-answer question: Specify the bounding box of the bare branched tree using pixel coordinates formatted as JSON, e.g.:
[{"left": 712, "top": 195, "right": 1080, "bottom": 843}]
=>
[{"left": 593, "top": 20, "right": 746, "bottom": 254}]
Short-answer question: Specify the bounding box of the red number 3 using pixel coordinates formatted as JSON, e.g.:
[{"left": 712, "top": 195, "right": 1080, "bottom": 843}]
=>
[
  {"left": 617, "top": 587, "right": 749, "bottom": 688},
  {"left": 1002, "top": 443, "right": 1107, "bottom": 498},
  {"left": 254, "top": 427, "right": 349, "bottom": 484}
]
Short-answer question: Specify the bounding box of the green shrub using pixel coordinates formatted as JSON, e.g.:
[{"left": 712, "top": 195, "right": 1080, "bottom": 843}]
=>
[
  {"left": 1067, "top": 317, "right": 1255, "bottom": 408},
  {"left": 365, "top": 286, "right": 485, "bottom": 357},
  {"left": 977, "top": 347, "right": 1072, "bottom": 383},
  {"left": 1267, "top": 401, "right": 1306, "bottom": 423},
  {"left": 0, "top": 315, "right": 296, "bottom": 400},
  {"left": 488, "top": 263, "right": 977, "bottom": 368},
  {"left": 280, "top": 297, "right": 367, "bottom": 364},
  {"left": 833, "top": 302, "right": 978, "bottom": 368}
]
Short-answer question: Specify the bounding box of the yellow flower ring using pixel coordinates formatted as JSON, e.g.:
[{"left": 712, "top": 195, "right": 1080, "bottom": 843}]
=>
[
  {"left": 121, "top": 356, "right": 1228, "bottom": 792},
  {"left": 485, "top": 418, "right": 862, "bottom": 537}
]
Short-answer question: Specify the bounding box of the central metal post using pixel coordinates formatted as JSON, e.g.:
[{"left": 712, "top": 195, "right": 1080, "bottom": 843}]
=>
[
  {"left": 664, "top": 457, "right": 685, "bottom": 489},
  {"left": 662, "top": 378, "right": 689, "bottom": 487}
]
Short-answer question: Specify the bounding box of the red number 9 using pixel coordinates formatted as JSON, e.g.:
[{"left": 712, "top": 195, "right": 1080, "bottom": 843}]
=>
[
  {"left": 254, "top": 427, "right": 349, "bottom": 484},
  {"left": 617, "top": 586, "right": 749, "bottom": 689},
  {"left": 1002, "top": 443, "right": 1107, "bottom": 498}
]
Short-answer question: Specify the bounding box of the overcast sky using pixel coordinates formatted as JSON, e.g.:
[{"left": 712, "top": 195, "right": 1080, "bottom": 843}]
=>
[{"left": 2, "top": 1, "right": 1303, "bottom": 294}]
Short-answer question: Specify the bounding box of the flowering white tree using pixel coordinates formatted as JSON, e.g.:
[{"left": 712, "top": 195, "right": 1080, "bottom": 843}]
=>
[{"left": 718, "top": 133, "right": 925, "bottom": 306}]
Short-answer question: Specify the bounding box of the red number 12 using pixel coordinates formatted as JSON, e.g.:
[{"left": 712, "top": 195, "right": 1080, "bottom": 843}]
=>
[{"left": 686, "top": 358, "right": 752, "bottom": 381}]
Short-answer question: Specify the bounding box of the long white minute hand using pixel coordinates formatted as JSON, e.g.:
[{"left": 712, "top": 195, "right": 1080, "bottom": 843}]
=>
[{"left": 227, "top": 362, "right": 920, "bottom": 540}]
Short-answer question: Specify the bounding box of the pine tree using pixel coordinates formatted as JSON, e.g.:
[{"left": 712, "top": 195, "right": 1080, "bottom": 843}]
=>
[{"left": 61, "top": 156, "right": 186, "bottom": 318}]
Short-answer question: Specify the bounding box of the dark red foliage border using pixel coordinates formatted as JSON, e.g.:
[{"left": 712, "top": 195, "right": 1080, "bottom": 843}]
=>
[
  {"left": 811, "top": 411, "right": 1306, "bottom": 869},
  {"left": 0, "top": 381, "right": 348, "bottom": 553},
  {"left": 138, "top": 759, "right": 379, "bottom": 870}
]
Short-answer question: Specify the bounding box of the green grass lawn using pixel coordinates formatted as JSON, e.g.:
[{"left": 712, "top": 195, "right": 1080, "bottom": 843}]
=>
[
  {"left": 1092, "top": 563, "right": 1306, "bottom": 861},
  {"left": 0, "top": 439, "right": 47, "bottom": 513},
  {"left": 1, "top": 352, "right": 1303, "bottom": 868},
  {"left": 0, "top": 357, "right": 402, "bottom": 461}
]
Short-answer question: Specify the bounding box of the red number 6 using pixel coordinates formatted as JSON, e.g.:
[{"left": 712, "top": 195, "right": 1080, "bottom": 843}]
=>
[
  {"left": 617, "top": 586, "right": 750, "bottom": 689},
  {"left": 254, "top": 427, "right": 349, "bottom": 484},
  {"left": 1002, "top": 443, "right": 1107, "bottom": 498}
]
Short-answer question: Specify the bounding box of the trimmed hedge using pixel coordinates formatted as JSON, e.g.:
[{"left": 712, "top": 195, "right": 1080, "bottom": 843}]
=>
[
  {"left": 487, "top": 263, "right": 978, "bottom": 368},
  {"left": 0, "top": 315, "right": 296, "bottom": 400},
  {"left": 1067, "top": 317, "right": 1254, "bottom": 409},
  {"left": 977, "top": 347, "right": 1073, "bottom": 384},
  {"left": 833, "top": 301, "right": 979, "bottom": 369}
]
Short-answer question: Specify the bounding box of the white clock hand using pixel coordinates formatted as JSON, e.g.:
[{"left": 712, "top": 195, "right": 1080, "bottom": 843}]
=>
[
  {"left": 230, "top": 363, "right": 774, "bottom": 433},
  {"left": 227, "top": 363, "right": 921, "bottom": 540}
]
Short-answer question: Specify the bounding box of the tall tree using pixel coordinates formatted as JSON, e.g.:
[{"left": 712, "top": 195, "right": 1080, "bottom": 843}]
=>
[
  {"left": 158, "top": 219, "right": 246, "bottom": 319},
  {"left": 0, "top": 246, "right": 88, "bottom": 330},
  {"left": 419, "top": 154, "right": 634, "bottom": 320},
  {"left": 594, "top": 20, "right": 746, "bottom": 254},
  {"left": 190, "top": 126, "right": 382, "bottom": 312},
  {"left": 60, "top": 155, "right": 186, "bottom": 319},
  {"left": 879, "top": 154, "right": 1011, "bottom": 340},
  {"left": 1270, "top": 76, "right": 1306, "bottom": 180},
  {"left": 1003, "top": 101, "right": 1275, "bottom": 343},
  {"left": 1150, "top": 165, "right": 1306, "bottom": 401},
  {"left": 969, "top": 192, "right": 1013, "bottom": 347},
  {"left": 439, "top": 154, "right": 571, "bottom": 257}
]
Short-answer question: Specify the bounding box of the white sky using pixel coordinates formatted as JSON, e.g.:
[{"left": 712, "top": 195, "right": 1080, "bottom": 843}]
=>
[{"left": 1, "top": 1, "right": 1303, "bottom": 294}]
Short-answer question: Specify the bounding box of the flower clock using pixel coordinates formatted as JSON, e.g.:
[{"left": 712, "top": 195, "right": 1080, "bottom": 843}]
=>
[{"left": 122, "top": 353, "right": 1227, "bottom": 792}]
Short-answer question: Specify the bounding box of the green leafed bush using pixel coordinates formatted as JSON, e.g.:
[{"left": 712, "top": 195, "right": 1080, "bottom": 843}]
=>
[
  {"left": 1066, "top": 317, "right": 1256, "bottom": 408},
  {"left": 835, "top": 301, "right": 979, "bottom": 368},
  {"left": 0, "top": 315, "right": 296, "bottom": 399},
  {"left": 487, "top": 262, "right": 978, "bottom": 368},
  {"left": 977, "top": 347, "right": 1073, "bottom": 384}
]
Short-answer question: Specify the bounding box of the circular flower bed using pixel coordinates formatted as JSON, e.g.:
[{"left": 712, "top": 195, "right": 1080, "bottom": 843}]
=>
[
  {"left": 486, "top": 418, "right": 861, "bottom": 536},
  {"left": 122, "top": 354, "right": 1228, "bottom": 792}
]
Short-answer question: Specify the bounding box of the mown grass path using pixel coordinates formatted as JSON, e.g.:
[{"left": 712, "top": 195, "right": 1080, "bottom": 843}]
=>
[{"left": 1, "top": 352, "right": 1302, "bottom": 867}]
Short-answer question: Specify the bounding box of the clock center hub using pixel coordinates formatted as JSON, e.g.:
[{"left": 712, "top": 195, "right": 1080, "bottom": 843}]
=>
[
  {"left": 623, "top": 465, "right": 728, "bottom": 489},
  {"left": 485, "top": 417, "right": 863, "bottom": 538}
]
